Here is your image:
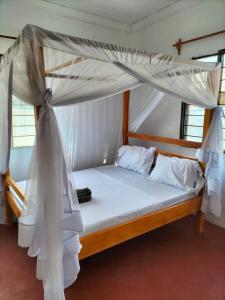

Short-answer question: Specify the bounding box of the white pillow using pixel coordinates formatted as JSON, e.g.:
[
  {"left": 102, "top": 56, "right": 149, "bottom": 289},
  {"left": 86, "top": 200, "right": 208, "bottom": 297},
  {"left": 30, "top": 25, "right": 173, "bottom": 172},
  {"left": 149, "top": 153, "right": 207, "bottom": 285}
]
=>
[
  {"left": 149, "top": 154, "right": 204, "bottom": 194},
  {"left": 116, "top": 145, "right": 156, "bottom": 175}
]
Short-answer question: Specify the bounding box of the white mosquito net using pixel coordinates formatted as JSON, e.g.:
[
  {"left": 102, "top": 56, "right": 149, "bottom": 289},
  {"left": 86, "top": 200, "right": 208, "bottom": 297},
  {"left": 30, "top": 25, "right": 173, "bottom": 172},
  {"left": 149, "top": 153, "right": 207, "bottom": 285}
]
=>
[{"left": 0, "top": 24, "right": 222, "bottom": 300}]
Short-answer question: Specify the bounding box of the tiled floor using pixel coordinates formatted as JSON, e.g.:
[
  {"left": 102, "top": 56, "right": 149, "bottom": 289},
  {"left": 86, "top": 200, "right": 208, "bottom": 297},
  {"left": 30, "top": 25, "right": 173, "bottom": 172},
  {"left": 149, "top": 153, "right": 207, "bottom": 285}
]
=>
[{"left": 0, "top": 216, "right": 225, "bottom": 300}]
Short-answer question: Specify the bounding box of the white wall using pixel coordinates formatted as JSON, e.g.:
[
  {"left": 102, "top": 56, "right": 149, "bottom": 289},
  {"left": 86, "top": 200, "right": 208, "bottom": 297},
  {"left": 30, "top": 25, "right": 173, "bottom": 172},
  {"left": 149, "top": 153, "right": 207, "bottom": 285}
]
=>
[
  {"left": 0, "top": 0, "right": 131, "bottom": 53},
  {"left": 131, "top": 0, "right": 225, "bottom": 57},
  {"left": 130, "top": 0, "right": 225, "bottom": 228}
]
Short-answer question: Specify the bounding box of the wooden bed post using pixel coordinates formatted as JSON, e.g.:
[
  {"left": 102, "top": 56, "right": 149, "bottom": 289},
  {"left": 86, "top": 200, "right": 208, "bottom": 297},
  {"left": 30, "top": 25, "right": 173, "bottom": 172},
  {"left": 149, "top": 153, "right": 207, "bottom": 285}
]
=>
[
  {"left": 35, "top": 106, "right": 41, "bottom": 124},
  {"left": 196, "top": 108, "right": 214, "bottom": 235},
  {"left": 3, "top": 170, "right": 14, "bottom": 225},
  {"left": 35, "top": 46, "right": 45, "bottom": 124},
  {"left": 123, "top": 90, "right": 130, "bottom": 145}
]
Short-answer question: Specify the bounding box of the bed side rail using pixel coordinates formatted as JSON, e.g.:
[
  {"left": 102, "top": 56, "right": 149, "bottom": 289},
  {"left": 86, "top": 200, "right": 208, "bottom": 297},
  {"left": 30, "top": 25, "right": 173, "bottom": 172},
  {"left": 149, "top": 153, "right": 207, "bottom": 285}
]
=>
[{"left": 4, "top": 173, "right": 25, "bottom": 219}]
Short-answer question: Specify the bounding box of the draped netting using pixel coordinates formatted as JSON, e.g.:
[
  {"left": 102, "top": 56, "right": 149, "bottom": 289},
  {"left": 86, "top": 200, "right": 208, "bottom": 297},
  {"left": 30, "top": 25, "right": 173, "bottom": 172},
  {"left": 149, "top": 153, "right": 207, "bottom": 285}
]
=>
[
  {"left": 0, "top": 62, "right": 12, "bottom": 224},
  {"left": 54, "top": 94, "right": 123, "bottom": 171},
  {"left": 196, "top": 107, "right": 224, "bottom": 217},
  {"left": 0, "top": 24, "right": 222, "bottom": 300}
]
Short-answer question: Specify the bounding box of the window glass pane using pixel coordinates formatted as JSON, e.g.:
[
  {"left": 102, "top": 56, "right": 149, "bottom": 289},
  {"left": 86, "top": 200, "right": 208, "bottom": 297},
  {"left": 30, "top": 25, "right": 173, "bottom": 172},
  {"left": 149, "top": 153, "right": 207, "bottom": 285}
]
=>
[
  {"left": 12, "top": 116, "right": 35, "bottom": 126},
  {"left": 187, "top": 105, "right": 205, "bottom": 115},
  {"left": 185, "top": 126, "right": 203, "bottom": 137},
  {"left": 186, "top": 115, "right": 204, "bottom": 126},
  {"left": 13, "top": 126, "right": 36, "bottom": 137},
  {"left": 12, "top": 96, "right": 36, "bottom": 147},
  {"left": 197, "top": 56, "right": 218, "bottom": 63},
  {"left": 13, "top": 136, "right": 35, "bottom": 148}
]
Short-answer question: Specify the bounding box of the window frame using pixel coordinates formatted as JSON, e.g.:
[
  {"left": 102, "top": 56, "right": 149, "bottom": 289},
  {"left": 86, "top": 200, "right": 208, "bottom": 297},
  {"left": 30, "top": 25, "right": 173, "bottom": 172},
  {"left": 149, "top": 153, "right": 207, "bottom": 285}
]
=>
[{"left": 180, "top": 48, "right": 225, "bottom": 142}]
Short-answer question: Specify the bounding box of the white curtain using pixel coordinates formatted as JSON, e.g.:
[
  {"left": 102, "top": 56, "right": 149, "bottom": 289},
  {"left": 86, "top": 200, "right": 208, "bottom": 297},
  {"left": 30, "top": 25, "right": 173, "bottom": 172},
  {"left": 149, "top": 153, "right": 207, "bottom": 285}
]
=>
[
  {"left": 54, "top": 95, "right": 122, "bottom": 171},
  {"left": 0, "top": 62, "right": 12, "bottom": 224},
  {"left": 0, "top": 24, "right": 222, "bottom": 299},
  {"left": 196, "top": 107, "right": 224, "bottom": 217},
  {"left": 129, "top": 85, "right": 165, "bottom": 132},
  {"left": 114, "top": 56, "right": 220, "bottom": 108}
]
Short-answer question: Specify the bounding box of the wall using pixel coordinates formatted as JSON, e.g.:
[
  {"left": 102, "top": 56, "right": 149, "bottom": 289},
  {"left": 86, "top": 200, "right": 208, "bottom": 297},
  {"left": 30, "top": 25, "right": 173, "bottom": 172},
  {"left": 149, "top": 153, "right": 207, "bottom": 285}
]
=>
[
  {"left": 0, "top": 0, "right": 131, "bottom": 51},
  {"left": 130, "top": 0, "right": 225, "bottom": 228}
]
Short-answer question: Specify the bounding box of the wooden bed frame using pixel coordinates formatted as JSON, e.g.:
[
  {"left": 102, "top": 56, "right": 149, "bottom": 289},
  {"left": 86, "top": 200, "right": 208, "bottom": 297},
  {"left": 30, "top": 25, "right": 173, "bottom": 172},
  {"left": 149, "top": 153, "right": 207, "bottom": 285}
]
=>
[{"left": 3, "top": 87, "right": 213, "bottom": 261}]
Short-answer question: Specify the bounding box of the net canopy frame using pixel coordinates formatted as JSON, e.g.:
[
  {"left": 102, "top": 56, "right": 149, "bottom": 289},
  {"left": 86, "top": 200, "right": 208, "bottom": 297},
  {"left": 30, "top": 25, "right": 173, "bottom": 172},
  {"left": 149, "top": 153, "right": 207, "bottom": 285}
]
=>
[{"left": 0, "top": 24, "right": 223, "bottom": 300}]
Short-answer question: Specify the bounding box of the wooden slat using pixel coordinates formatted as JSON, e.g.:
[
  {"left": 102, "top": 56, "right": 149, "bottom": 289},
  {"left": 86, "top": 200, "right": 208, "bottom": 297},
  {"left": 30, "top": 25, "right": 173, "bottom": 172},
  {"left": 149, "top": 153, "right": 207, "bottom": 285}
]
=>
[
  {"left": 156, "top": 149, "right": 205, "bottom": 173},
  {"left": 79, "top": 195, "right": 202, "bottom": 260},
  {"left": 127, "top": 131, "right": 202, "bottom": 149},
  {"left": 45, "top": 73, "right": 114, "bottom": 82},
  {"left": 173, "top": 29, "right": 225, "bottom": 55},
  {"left": 0, "top": 34, "right": 17, "bottom": 40},
  {"left": 39, "top": 46, "right": 45, "bottom": 79},
  {"left": 156, "top": 149, "right": 198, "bottom": 161},
  {"left": 45, "top": 57, "right": 87, "bottom": 73},
  {"left": 5, "top": 174, "right": 25, "bottom": 202},
  {"left": 123, "top": 90, "right": 130, "bottom": 145},
  {"left": 6, "top": 191, "right": 22, "bottom": 218}
]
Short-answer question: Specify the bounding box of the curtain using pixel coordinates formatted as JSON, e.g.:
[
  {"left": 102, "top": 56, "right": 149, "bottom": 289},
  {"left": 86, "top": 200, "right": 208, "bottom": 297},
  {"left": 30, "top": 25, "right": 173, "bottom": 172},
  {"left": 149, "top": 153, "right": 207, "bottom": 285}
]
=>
[
  {"left": 0, "top": 63, "right": 12, "bottom": 224},
  {"left": 196, "top": 107, "right": 224, "bottom": 217},
  {"left": 129, "top": 85, "right": 165, "bottom": 132},
  {"left": 54, "top": 94, "right": 122, "bottom": 171},
  {"left": 114, "top": 59, "right": 220, "bottom": 108}
]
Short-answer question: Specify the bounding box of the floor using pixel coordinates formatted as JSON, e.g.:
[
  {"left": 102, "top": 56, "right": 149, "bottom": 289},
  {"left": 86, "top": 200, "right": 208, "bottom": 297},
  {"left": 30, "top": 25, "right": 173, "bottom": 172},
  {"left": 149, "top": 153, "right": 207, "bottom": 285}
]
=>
[{"left": 0, "top": 216, "right": 225, "bottom": 300}]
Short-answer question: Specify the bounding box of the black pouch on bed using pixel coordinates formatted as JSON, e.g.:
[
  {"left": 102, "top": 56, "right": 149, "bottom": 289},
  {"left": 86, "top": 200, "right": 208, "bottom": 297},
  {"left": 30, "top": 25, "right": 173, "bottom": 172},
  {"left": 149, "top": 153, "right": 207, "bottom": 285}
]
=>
[{"left": 76, "top": 188, "right": 92, "bottom": 203}]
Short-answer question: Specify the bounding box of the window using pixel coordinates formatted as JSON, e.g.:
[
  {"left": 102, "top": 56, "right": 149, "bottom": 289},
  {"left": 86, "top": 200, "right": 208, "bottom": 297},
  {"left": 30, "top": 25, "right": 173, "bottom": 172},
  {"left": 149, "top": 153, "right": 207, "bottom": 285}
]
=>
[
  {"left": 180, "top": 104, "right": 205, "bottom": 142},
  {"left": 180, "top": 49, "right": 225, "bottom": 148},
  {"left": 12, "top": 96, "right": 36, "bottom": 147}
]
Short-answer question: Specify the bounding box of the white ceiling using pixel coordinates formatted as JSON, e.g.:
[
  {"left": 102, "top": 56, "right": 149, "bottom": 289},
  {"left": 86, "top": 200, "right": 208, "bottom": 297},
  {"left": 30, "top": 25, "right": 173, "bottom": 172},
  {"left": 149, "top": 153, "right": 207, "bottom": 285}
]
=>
[{"left": 40, "top": 0, "right": 203, "bottom": 31}]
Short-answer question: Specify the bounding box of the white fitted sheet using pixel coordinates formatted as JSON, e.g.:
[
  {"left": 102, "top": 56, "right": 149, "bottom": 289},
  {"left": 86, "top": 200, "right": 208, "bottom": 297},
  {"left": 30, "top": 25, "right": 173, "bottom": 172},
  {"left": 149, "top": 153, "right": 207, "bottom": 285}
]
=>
[{"left": 13, "top": 165, "right": 193, "bottom": 236}]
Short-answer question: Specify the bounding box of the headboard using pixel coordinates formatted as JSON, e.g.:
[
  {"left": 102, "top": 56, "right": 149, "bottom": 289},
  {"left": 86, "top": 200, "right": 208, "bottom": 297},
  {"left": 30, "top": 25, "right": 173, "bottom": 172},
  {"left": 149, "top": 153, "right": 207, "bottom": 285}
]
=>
[{"left": 122, "top": 90, "right": 210, "bottom": 174}]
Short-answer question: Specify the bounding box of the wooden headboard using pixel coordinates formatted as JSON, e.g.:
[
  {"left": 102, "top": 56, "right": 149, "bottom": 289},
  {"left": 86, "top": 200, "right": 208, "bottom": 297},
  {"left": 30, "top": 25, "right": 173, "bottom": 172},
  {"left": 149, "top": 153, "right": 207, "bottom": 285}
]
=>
[{"left": 122, "top": 90, "right": 213, "bottom": 157}]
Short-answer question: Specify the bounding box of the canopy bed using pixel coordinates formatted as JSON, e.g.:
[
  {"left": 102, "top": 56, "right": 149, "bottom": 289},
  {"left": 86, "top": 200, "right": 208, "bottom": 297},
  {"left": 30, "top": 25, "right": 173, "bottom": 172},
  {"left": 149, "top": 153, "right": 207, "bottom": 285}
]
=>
[{"left": 0, "top": 25, "right": 223, "bottom": 300}]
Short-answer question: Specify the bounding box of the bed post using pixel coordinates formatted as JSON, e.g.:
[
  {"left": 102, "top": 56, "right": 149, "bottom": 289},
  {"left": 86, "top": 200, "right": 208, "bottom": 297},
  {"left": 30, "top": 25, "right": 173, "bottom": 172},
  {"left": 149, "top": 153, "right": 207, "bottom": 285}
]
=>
[
  {"left": 34, "top": 46, "right": 45, "bottom": 124},
  {"left": 196, "top": 109, "right": 214, "bottom": 235},
  {"left": 3, "top": 170, "right": 14, "bottom": 225},
  {"left": 123, "top": 90, "right": 130, "bottom": 145}
]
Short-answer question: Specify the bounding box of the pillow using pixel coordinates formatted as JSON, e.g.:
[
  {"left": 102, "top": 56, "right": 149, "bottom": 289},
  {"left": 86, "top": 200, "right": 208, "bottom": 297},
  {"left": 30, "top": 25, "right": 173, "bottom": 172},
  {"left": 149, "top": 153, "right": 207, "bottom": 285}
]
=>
[
  {"left": 116, "top": 145, "right": 156, "bottom": 175},
  {"left": 149, "top": 154, "right": 204, "bottom": 193}
]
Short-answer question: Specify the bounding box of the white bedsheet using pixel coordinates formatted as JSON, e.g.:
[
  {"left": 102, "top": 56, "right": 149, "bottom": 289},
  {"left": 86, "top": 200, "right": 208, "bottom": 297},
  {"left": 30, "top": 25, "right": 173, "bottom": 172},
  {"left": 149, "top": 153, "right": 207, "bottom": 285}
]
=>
[{"left": 13, "top": 165, "right": 193, "bottom": 236}]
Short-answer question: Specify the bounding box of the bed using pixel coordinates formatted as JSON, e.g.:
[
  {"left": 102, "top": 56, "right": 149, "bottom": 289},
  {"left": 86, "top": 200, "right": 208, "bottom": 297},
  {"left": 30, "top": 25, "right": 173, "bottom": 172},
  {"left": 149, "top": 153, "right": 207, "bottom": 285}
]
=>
[
  {"left": 5, "top": 149, "right": 205, "bottom": 260},
  {"left": 1, "top": 24, "right": 220, "bottom": 300}
]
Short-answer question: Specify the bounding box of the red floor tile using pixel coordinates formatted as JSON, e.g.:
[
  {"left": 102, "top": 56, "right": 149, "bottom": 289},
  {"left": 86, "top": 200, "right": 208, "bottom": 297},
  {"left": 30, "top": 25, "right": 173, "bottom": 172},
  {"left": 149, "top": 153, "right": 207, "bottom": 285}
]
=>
[{"left": 0, "top": 216, "right": 225, "bottom": 300}]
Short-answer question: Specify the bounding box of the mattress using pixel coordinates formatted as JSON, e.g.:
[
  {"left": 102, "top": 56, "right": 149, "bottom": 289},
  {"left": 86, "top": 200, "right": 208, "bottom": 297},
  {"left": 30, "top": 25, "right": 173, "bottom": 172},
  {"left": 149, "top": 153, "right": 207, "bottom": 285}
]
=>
[{"left": 12, "top": 165, "right": 193, "bottom": 237}]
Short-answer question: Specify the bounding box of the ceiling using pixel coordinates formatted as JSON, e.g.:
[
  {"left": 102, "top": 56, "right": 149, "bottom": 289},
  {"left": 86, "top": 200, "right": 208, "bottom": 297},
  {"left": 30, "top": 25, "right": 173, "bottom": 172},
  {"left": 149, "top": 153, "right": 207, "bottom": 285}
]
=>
[{"left": 40, "top": 0, "right": 203, "bottom": 31}]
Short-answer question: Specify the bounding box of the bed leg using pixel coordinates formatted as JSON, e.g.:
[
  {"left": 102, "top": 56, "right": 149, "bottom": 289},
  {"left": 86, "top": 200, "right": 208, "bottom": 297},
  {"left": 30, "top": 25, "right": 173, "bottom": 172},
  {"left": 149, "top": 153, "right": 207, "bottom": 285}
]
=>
[
  {"left": 196, "top": 211, "right": 204, "bottom": 235},
  {"left": 5, "top": 200, "right": 14, "bottom": 226},
  {"left": 3, "top": 171, "right": 13, "bottom": 226}
]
